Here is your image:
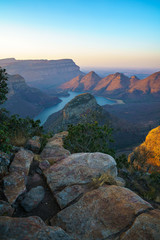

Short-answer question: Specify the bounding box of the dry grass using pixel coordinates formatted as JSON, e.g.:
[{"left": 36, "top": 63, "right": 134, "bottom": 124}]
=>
[
  {"left": 89, "top": 173, "right": 117, "bottom": 189},
  {"left": 10, "top": 132, "right": 27, "bottom": 147}
]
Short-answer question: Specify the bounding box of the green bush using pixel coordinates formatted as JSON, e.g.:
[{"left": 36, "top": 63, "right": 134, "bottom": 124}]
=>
[
  {"left": 64, "top": 121, "right": 115, "bottom": 156},
  {"left": 116, "top": 154, "right": 129, "bottom": 169}
]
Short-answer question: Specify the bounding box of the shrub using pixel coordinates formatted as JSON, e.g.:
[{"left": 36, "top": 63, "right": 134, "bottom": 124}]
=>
[
  {"left": 116, "top": 154, "right": 129, "bottom": 169},
  {"left": 64, "top": 121, "right": 115, "bottom": 156}
]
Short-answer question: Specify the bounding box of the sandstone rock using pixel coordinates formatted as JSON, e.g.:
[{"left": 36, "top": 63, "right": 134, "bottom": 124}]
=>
[
  {"left": 26, "top": 136, "right": 41, "bottom": 153},
  {"left": 47, "top": 131, "right": 68, "bottom": 148},
  {"left": 9, "top": 148, "right": 34, "bottom": 175},
  {"left": 21, "top": 186, "right": 45, "bottom": 212},
  {"left": 39, "top": 160, "right": 50, "bottom": 171},
  {"left": 3, "top": 172, "right": 26, "bottom": 205},
  {"left": 53, "top": 185, "right": 153, "bottom": 240},
  {"left": 0, "top": 216, "right": 75, "bottom": 240},
  {"left": 121, "top": 209, "right": 160, "bottom": 240},
  {"left": 0, "top": 201, "right": 14, "bottom": 216},
  {"left": 45, "top": 152, "right": 117, "bottom": 194},
  {"left": 55, "top": 185, "right": 86, "bottom": 209},
  {"left": 0, "top": 152, "right": 10, "bottom": 178},
  {"left": 3, "top": 148, "right": 34, "bottom": 204},
  {"left": 40, "top": 133, "right": 70, "bottom": 167}
]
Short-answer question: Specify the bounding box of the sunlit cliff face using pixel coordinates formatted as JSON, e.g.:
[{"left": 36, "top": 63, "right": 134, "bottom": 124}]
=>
[{"left": 129, "top": 126, "right": 160, "bottom": 173}]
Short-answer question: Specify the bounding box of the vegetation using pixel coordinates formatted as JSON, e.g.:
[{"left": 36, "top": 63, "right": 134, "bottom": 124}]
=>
[
  {"left": 90, "top": 173, "right": 117, "bottom": 189},
  {"left": 64, "top": 121, "right": 115, "bottom": 156},
  {"left": 0, "top": 67, "right": 47, "bottom": 153}
]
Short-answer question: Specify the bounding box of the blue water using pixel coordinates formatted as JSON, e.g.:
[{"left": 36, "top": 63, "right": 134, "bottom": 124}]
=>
[{"left": 34, "top": 91, "right": 115, "bottom": 125}]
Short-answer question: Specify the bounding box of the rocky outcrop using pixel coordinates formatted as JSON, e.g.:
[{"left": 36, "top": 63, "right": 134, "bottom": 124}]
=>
[
  {"left": 3, "top": 148, "right": 34, "bottom": 204},
  {"left": 0, "top": 58, "right": 82, "bottom": 89},
  {"left": 53, "top": 185, "right": 154, "bottom": 240},
  {"left": 0, "top": 216, "right": 74, "bottom": 240},
  {"left": 44, "top": 152, "right": 117, "bottom": 208},
  {"left": 128, "top": 125, "right": 160, "bottom": 172},
  {"left": 44, "top": 93, "right": 111, "bottom": 132},
  {"left": 2, "top": 74, "right": 61, "bottom": 117}
]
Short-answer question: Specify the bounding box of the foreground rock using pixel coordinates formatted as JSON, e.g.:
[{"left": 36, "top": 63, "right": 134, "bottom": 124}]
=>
[
  {"left": 21, "top": 186, "right": 45, "bottom": 212},
  {"left": 44, "top": 152, "right": 117, "bottom": 208},
  {"left": 3, "top": 148, "right": 34, "bottom": 204},
  {"left": 0, "top": 216, "right": 74, "bottom": 240},
  {"left": 26, "top": 136, "right": 41, "bottom": 154},
  {"left": 0, "top": 201, "right": 14, "bottom": 216},
  {"left": 53, "top": 185, "right": 153, "bottom": 240},
  {"left": 121, "top": 209, "right": 160, "bottom": 240},
  {"left": 40, "top": 132, "right": 70, "bottom": 168}
]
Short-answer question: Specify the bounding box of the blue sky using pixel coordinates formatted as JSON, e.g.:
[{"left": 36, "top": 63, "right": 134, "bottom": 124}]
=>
[{"left": 0, "top": 0, "right": 160, "bottom": 69}]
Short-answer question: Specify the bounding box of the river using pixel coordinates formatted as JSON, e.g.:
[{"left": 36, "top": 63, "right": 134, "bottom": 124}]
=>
[{"left": 34, "top": 91, "right": 116, "bottom": 125}]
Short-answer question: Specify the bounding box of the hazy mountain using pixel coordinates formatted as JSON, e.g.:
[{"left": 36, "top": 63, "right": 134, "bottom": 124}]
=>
[
  {"left": 0, "top": 58, "right": 82, "bottom": 89},
  {"left": 3, "top": 74, "right": 61, "bottom": 118},
  {"left": 60, "top": 71, "right": 101, "bottom": 91}
]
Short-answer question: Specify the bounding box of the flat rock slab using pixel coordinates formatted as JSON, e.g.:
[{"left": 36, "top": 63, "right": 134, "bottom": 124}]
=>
[
  {"left": 121, "top": 209, "right": 160, "bottom": 240},
  {"left": 53, "top": 185, "right": 153, "bottom": 240},
  {"left": 3, "top": 149, "right": 34, "bottom": 204},
  {"left": 44, "top": 152, "right": 117, "bottom": 194},
  {"left": 0, "top": 201, "right": 14, "bottom": 217},
  {"left": 21, "top": 186, "right": 45, "bottom": 212},
  {"left": 0, "top": 216, "right": 75, "bottom": 240}
]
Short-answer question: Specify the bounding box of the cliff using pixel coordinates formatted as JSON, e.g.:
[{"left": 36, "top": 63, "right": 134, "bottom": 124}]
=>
[
  {"left": 0, "top": 58, "right": 82, "bottom": 89},
  {"left": 3, "top": 74, "right": 61, "bottom": 118},
  {"left": 128, "top": 126, "right": 160, "bottom": 172}
]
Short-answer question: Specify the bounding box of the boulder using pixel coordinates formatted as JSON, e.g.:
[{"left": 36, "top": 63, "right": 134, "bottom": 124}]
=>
[
  {"left": 9, "top": 148, "right": 34, "bottom": 175},
  {"left": 3, "top": 172, "right": 26, "bottom": 205},
  {"left": 121, "top": 209, "right": 160, "bottom": 240},
  {"left": 26, "top": 136, "right": 41, "bottom": 154},
  {"left": 53, "top": 185, "right": 153, "bottom": 240},
  {"left": 0, "top": 216, "right": 75, "bottom": 240},
  {"left": 40, "top": 132, "right": 70, "bottom": 167},
  {"left": 45, "top": 152, "right": 117, "bottom": 193},
  {"left": 0, "top": 201, "right": 14, "bottom": 216},
  {"left": 3, "top": 148, "right": 34, "bottom": 204},
  {"left": 0, "top": 152, "right": 10, "bottom": 178},
  {"left": 21, "top": 186, "right": 45, "bottom": 212}
]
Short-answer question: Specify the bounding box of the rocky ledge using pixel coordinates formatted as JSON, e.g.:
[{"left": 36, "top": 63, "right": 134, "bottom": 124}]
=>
[{"left": 0, "top": 132, "right": 160, "bottom": 240}]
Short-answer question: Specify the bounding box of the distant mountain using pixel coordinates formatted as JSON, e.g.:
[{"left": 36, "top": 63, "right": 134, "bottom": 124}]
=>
[
  {"left": 60, "top": 71, "right": 101, "bottom": 91},
  {"left": 2, "top": 74, "right": 61, "bottom": 118},
  {"left": 43, "top": 93, "right": 111, "bottom": 133},
  {"left": 129, "top": 71, "right": 160, "bottom": 94},
  {"left": 60, "top": 71, "right": 160, "bottom": 100},
  {"left": 93, "top": 72, "right": 130, "bottom": 95},
  {"left": 0, "top": 58, "right": 82, "bottom": 89}
]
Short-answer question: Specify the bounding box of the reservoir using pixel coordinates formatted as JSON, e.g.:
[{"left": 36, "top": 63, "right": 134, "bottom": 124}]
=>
[{"left": 34, "top": 91, "right": 116, "bottom": 125}]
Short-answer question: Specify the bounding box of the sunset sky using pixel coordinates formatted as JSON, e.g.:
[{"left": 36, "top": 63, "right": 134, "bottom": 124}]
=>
[{"left": 1, "top": 0, "right": 160, "bottom": 69}]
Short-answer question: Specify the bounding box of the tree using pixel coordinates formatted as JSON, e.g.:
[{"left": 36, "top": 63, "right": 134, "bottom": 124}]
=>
[
  {"left": 64, "top": 121, "right": 115, "bottom": 156},
  {"left": 0, "top": 67, "right": 8, "bottom": 105}
]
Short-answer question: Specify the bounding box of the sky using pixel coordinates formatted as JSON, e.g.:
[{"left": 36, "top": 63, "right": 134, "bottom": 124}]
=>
[{"left": 0, "top": 0, "right": 160, "bottom": 69}]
